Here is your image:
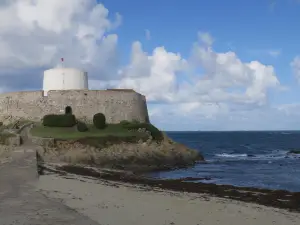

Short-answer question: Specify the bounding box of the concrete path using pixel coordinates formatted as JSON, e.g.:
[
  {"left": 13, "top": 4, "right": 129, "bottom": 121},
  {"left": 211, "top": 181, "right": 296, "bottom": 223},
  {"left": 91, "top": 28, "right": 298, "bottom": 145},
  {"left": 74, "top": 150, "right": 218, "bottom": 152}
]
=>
[{"left": 0, "top": 147, "right": 100, "bottom": 225}]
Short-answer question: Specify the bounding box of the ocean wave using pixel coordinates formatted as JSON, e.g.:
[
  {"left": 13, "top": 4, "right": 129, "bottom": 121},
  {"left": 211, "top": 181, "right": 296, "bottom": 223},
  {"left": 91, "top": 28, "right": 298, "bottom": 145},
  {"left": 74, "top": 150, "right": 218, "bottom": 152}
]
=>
[
  {"left": 215, "top": 153, "right": 248, "bottom": 158},
  {"left": 214, "top": 151, "right": 300, "bottom": 160}
]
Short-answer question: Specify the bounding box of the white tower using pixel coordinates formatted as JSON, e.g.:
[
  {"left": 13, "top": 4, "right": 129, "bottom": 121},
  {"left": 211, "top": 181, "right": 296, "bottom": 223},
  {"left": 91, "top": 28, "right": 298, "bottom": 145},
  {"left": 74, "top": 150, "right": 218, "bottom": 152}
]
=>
[{"left": 42, "top": 58, "right": 88, "bottom": 96}]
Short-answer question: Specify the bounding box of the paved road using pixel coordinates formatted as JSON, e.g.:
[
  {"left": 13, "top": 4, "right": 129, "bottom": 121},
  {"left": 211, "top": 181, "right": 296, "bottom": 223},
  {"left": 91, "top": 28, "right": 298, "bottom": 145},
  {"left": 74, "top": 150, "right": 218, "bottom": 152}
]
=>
[{"left": 0, "top": 147, "right": 100, "bottom": 225}]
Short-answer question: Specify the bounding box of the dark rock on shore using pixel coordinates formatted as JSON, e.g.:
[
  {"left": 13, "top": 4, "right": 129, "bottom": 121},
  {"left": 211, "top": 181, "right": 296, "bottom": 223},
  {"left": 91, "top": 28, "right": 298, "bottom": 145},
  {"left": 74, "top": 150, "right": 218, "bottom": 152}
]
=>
[
  {"left": 36, "top": 133, "right": 204, "bottom": 173},
  {"left": 288, "top": 150, "right": 300, "bottom": 154}
]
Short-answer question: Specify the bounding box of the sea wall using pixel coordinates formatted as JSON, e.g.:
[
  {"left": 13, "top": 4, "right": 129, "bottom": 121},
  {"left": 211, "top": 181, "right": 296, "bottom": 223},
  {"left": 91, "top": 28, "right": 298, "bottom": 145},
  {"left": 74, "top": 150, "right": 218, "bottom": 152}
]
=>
[{"left": 0, "top": 90, "right": 149, "bottom": 124}]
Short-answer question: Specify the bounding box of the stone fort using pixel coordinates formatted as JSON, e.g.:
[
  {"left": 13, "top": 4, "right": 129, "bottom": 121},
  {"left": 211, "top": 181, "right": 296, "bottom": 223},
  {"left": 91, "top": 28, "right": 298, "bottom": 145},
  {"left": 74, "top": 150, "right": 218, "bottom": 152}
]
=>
[{"left": 0, "top": 66, "right": 149, "bottom": 125}]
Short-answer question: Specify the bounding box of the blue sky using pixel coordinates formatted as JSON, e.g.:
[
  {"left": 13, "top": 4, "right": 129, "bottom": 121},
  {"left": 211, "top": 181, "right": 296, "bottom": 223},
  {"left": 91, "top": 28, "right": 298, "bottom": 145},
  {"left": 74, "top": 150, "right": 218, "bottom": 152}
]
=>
[
  {"left": 1, "top": 0, "right": 300, "bottom": 130},
  {"left": 100, "top": 0, "right": 300, "bottom": 130},
  {"left": 100, "top": 0, "right": 300, "bottom": 103}
]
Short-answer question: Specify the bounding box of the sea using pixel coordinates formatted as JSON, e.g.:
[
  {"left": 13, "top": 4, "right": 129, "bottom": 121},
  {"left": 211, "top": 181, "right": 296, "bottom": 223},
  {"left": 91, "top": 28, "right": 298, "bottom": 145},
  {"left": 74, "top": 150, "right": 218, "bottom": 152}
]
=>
[{"left": 149, "top": 131, "right": 300, "bottom": 192}]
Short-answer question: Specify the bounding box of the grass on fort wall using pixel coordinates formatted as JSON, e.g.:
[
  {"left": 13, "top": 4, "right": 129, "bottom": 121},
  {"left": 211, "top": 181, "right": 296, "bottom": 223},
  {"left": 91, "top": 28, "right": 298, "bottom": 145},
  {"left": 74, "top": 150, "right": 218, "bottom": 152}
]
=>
[{"left": 30, "top": 123, "right": 146, "bottom": 140}]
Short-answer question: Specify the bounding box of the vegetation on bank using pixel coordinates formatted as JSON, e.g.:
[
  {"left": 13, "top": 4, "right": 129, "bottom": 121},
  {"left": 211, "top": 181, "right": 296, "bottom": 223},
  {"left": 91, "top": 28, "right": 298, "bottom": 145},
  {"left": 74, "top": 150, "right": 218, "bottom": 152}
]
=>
[
  {"left": 31, "top": 123, "right": 148, "bottom": 140},
  {"left": 12, "top": 112, "right": 204, "bottom": 171},
  {"left": 42, "top": 114, "right": 76, "bottom": 127},
  {"left": 31, "top": 112, "right": 163, "bottom": 141}
]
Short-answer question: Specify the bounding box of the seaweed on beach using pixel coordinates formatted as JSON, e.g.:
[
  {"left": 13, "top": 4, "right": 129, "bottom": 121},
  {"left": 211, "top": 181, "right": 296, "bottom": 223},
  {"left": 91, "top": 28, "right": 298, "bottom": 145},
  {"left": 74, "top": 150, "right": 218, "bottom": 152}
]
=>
[{"left": 43, "top": 164, "right": 300, "bottom": 213}]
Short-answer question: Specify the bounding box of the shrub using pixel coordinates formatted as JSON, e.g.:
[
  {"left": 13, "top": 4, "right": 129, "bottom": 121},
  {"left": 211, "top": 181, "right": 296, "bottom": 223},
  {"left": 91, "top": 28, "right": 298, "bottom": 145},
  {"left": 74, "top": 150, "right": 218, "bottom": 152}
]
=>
[
  {"left": 77, "top": 121, "right": 88, "bottom": 132},
  {"left": 131, "top": 119, "right": 140, "bottom": 124},
  {"left": 43, "top": 114, "right": 76, "bottom": 127},
  {"left": 120, "top": 120, "right": 131, "bottom": 126},
  {"left": 93, "top": 113, "right": 106, "bottom": 129},
  {"left": 119, "top": 119, "right": 140, "bottom": 127},
  {"left": 0, "top": 122, "right": 3, "bottom": 127},
  {"left": 122, "top": 122, "right": 163, "bottom": 141}
]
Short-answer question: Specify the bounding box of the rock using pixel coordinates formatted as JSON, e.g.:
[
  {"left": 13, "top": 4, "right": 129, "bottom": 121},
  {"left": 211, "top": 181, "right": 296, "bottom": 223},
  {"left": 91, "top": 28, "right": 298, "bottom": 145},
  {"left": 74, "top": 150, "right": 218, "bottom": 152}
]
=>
[
  {"left": 31, "top": 136, "right": 55, "bottom": 148},
  {"left": 37, "top": 137, "right": 205, "bottom": 173},
  {"left": 288, "top": 150, "right": 300, "bottom": 154},
  {"left": 7, "top": 135, "right": 21, "bottom": 146},
  {"left": 0, "top": 145, "right": 13, "bottom": 152}
]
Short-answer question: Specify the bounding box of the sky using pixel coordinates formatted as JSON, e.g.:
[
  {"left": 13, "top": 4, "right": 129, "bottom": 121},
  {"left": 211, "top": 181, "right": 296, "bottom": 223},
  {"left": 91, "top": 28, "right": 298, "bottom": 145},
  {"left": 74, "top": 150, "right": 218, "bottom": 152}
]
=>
[{"left": 1, "top": 0, "right": 300, "bottom": 131}]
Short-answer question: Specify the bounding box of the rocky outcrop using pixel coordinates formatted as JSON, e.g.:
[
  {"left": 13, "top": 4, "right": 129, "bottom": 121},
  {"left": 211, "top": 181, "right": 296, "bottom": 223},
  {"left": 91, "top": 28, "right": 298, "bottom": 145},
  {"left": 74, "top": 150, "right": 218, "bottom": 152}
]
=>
[
  {"left": 7, "top": 135, "right": 21, "bottom": 146},
  {"left": 0, "top": 133, "right": 21, "bottom": 146},
  {"left": 0, "top": 121, "right": 34, "bottom": 146},
  {"left": 36, "top": 134, "right": 204, "bottom": 172},
  {"left": 31, "top": 136, "right": 55, "bottom": 148},
  {"left": 288, "top": 150, "right": 300, "bottom": 154}
]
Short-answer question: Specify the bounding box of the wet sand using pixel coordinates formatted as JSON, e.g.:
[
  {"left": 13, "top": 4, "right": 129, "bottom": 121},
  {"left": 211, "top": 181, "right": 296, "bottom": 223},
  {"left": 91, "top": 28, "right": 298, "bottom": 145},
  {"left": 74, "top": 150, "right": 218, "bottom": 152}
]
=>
[
  {"left": 55, "top": 164, "right": 300, "bottom": 212},
  {"left": 37, "top": 170, "right": 300, "bottom": 225}
]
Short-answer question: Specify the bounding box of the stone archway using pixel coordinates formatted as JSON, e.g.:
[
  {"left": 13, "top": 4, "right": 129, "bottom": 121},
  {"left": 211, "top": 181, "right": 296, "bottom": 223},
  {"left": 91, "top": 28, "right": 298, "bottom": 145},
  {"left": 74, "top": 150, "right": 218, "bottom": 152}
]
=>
[{"left": 65, "top": 106, "right": 72, "bottom": 115}]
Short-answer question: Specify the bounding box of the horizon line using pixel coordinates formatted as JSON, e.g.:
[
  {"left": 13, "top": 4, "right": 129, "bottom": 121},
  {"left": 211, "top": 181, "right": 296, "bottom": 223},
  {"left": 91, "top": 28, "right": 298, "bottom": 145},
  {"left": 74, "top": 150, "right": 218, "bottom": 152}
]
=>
[{"left": 164, "top": 130, "right": 300, "bottom": 132}]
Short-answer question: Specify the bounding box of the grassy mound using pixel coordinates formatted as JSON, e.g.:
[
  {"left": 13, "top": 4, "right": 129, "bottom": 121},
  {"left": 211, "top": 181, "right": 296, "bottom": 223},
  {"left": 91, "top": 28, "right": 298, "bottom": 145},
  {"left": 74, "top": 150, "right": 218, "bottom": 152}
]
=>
[
  {"left": 31, "top": 123, "right": 148, "bottom": 140},
  {"left": 32, "top": 120, "right": 204, "bottom": 172},
  {"left": 120, "top": 121, "right": 163, "bottom": 141}
]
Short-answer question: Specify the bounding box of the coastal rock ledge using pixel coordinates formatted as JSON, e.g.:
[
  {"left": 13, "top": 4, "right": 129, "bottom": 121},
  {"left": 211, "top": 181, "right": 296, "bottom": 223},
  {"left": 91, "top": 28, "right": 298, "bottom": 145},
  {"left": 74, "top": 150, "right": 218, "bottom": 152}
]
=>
[{"left": 36, "top": 133, "right": 204, "bottom": 172}]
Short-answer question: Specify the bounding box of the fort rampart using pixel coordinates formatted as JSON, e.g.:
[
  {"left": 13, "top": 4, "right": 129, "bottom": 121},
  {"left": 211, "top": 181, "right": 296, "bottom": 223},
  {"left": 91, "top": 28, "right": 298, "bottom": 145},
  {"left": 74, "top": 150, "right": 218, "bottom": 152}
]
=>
[{"left": 0, "top": 89, "right": 149, "bottom": 124}]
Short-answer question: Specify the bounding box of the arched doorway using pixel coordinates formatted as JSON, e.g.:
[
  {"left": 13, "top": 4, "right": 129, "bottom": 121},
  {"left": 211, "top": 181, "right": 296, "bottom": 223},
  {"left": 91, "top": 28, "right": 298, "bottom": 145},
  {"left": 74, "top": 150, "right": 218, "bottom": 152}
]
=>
[{"left": 65, "top": 106, "right": 72, "bottom": 115}]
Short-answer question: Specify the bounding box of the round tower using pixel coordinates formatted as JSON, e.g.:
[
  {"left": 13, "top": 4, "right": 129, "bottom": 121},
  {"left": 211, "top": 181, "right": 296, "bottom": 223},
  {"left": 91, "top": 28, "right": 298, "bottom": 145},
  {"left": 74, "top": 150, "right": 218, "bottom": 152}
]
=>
[{"left": 42, "top": 67, "right": 88, "bottom": 96}]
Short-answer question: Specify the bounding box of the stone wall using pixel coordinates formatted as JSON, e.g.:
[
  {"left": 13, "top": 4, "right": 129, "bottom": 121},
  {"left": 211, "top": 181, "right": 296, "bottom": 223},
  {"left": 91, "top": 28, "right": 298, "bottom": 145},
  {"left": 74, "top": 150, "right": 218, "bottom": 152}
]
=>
[{"left": 0, "top": 90, "right": 150, "bottom": 124}]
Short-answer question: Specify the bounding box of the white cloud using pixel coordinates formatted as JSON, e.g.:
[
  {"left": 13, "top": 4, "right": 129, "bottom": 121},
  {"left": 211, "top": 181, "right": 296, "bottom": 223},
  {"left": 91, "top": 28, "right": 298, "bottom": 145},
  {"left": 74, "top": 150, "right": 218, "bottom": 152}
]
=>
[
  {"left": 116, "top": 42, "right": 187, "bottom": 102},
  {"left": 198, "top": 32, "right": 214, "bottom": 46},
  {"left": 112, "top": 33, "right": 280, "bottom": 108},
  {"left": 107, "top": 32, "right": 280, "bottom": 130},
  {"left": 291, "top": 56, "right": 300, "bottom": 83},
  {"left": 145, "top": 29, "right": 151, "bottom": 40},
  {"left": 0, "top": 0, "right": 121, "bottom": 81},
  {"left": 149, "top": 103, "right": 300, "bottom": 131}
]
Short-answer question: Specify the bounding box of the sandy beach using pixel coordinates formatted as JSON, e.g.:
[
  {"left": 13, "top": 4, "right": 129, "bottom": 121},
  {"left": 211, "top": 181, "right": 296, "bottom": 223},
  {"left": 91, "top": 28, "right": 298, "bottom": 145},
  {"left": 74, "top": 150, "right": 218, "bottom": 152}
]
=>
[
  {"left": 1, "top": 147, "right": 300, "bottom": 225},
  {"left": 37, "top": 172, "right": 300, "bottom": 225}
]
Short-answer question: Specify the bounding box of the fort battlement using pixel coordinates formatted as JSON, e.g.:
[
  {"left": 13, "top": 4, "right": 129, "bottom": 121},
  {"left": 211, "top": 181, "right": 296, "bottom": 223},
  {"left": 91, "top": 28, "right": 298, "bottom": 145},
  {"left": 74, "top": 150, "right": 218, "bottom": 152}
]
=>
[{"left": 0, "top": 89, "right": 149, "bottom": 124}]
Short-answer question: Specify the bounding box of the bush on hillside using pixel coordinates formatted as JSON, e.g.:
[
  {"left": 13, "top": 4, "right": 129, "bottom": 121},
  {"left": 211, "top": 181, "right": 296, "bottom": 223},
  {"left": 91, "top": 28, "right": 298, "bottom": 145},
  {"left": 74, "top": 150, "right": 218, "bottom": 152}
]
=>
[
  {"left": 121, "top": 122, "right": 163, "bottom": 141},
  {"left": 77, "top": 121, "right": 88, "bottom": 132},
  {"left": 131, "top": 119, "right": 140, "bottom": 124},
  {"left": 93, "top": 113, "right": 106, "bottom": 129},
  {"left": 43, "top": 114, "right": 76, "bottom": 127},
  {"left": 120, "top": 120, "right": 131, "bottom": 126},
  {"left": 119, "top": 119, "right": 140, "bottom": 126}
]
